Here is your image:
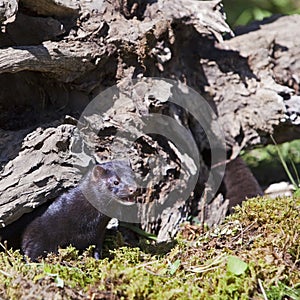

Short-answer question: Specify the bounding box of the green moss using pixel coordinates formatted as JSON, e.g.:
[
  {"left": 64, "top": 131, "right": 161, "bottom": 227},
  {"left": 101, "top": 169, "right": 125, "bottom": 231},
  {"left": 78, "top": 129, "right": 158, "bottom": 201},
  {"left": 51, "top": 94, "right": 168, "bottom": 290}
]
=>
[{"left": 0, "top": 196, "right": 299, "bottom": 299}]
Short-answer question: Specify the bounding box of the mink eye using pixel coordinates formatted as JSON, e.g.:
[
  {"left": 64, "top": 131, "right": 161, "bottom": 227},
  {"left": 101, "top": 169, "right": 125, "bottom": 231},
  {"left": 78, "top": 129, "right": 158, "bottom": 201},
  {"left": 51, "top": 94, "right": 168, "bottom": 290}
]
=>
[{"left": 114, "top": 180, "right": 119, "bottom": 186}]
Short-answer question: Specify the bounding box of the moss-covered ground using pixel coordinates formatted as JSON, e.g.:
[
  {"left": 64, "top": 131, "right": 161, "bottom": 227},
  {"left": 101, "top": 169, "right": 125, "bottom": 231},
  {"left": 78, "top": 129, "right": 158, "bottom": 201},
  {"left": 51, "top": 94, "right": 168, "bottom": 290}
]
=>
[{"left": 0, "top": 196, "right": 299, "bottom": 299}]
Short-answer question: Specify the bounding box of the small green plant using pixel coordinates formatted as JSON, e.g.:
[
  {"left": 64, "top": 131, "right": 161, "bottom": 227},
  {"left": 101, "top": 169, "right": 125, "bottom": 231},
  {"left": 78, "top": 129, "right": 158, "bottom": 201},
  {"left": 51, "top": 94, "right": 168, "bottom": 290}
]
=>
[
  {"left": 271, "top": 135, "right": 300, "bottom": 194},
  {"left": 227, "top": 256, "right": 248, "bottom": 275},
  {"left": 242, "top": 139, "right": 300, "bottom": 191},
  {"left": 222, "top": 0, "right": 300, "bottom": 27},
  {"left": 120, "top": 222, "right": 157, "bottom": 241}
]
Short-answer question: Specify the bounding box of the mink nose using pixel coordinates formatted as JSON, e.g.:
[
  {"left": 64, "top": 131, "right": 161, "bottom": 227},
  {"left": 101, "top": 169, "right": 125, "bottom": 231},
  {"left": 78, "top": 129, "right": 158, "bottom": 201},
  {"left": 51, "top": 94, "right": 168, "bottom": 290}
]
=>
[{"left": 128, "top": 186, "right": 138, "bottom": 195}]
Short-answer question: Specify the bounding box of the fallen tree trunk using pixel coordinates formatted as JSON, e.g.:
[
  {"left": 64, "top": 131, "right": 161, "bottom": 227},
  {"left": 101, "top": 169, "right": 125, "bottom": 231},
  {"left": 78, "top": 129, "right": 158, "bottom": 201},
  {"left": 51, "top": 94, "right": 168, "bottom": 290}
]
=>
[{"left": 0, "top": 0, "right": 299, "bottom": 240}]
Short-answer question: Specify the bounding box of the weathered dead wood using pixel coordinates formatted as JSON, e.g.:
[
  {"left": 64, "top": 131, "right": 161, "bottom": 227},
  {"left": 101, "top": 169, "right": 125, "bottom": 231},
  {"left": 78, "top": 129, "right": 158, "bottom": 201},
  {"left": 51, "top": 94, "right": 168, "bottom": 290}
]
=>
[
  {"left": 209, "top": 15, "right": 300, "bottom": 156},
  {"left": 1, "top": 1, "right": 296, "bottom": 151},
  {"left": 0, "top": 41, "right": 97, "bottom": 81},
  {"left": 21, "top": 0, "right": 79, "bottom": 18},
  {"left": 0, "top": 0, "right": 231, "bottom": 81},
  {"left": 0, "top": 124, "right": 83, "bottom": 226},
  {"left": 143, "top": 0, "right": 232, "bottom": 40},
  {"left": 0, "top": 0, "right": 300, "bottom": 241},
  {"left": 0, "top": 97, "right": 197, "bottom": 238},
  {"left": 1, "top": 13, "right": 66, "bottom": 47},
  {"left": 0, "top": 127, "right": 30, "bottom": 170},
  {"left": 21, "top": 0, "right": 105, "bottom": 18},
  {"left": 0, "top": 0, "right": 18, "bottom": 24}
]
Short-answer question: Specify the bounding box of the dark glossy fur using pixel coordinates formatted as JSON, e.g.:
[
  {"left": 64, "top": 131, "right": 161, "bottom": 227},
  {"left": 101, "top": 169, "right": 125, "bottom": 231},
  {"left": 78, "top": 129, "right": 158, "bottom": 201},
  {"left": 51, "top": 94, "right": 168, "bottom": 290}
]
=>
[{"left": 2, "top": 160, "right": 137, "bottom": 261}]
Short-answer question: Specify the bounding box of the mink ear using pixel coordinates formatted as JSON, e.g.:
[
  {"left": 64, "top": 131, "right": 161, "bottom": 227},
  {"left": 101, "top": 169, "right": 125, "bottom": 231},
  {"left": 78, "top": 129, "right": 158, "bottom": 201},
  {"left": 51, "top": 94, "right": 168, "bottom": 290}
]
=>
[
  {"left": 118, "top": 159, "right": 131, "bottom": 167},
  {"left": 92, "top": 165, "right": 106, "bottom": 181}
]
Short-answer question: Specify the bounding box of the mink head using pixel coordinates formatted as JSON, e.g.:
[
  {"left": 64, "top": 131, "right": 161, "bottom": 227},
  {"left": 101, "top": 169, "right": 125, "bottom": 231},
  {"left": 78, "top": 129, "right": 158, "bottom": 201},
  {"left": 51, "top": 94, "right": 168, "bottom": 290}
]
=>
[{"left": 91, "top": 160, "right": 137, "bottom": 204}]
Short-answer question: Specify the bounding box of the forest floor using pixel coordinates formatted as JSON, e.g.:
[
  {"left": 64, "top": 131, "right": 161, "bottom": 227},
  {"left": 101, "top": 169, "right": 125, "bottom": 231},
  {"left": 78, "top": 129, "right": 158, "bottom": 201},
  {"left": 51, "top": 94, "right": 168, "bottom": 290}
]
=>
[{"left": 0, "top": 196, "right": 299, "bottom": 299}]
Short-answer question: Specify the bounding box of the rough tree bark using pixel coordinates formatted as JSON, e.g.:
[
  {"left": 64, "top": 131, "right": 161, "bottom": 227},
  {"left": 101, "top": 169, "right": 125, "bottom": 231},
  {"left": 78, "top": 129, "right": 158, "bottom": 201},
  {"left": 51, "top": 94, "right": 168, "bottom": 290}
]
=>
[{"left": 0, "top": 0, "right": 299, "bottom": 241}]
